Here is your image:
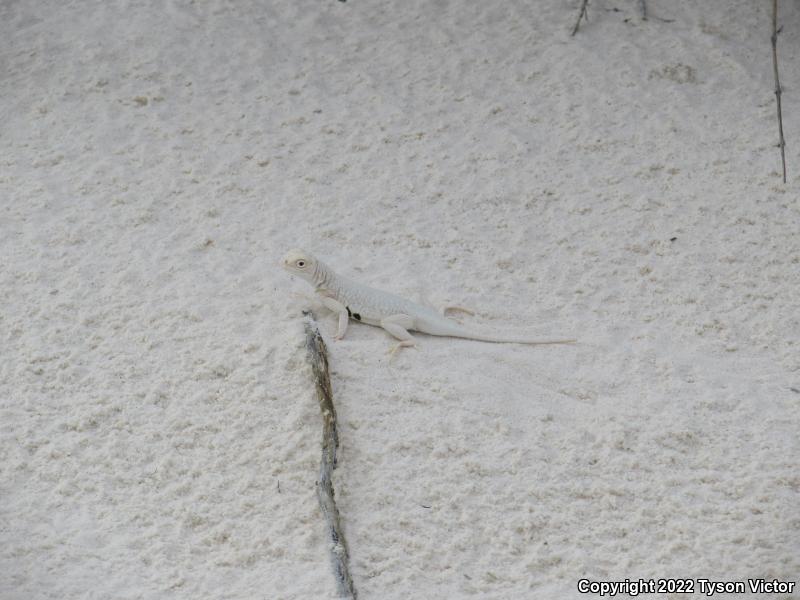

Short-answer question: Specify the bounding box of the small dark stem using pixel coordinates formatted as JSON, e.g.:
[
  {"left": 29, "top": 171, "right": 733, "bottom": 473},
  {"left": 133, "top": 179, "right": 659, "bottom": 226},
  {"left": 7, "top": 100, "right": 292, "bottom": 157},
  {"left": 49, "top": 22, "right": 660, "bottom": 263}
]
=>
[
  {"left": 571, "top": 0, "right": 589, "bottom": 36},
  {"left": 639, "top": 0, "right": 647, "bottom": 21},
  {"left": 771, "top": 0, "right": 787, "bottom": 183}
]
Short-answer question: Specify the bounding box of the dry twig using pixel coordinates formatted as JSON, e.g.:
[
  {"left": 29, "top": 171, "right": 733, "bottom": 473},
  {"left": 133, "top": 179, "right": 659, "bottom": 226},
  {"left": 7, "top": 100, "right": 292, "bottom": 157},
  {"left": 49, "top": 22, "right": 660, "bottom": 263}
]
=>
[
  {"left": 571, "top": 0, "right": 589, "bottom": 36},
  {"left": 304, "top": 311, "right": 357, "bottom": 599},
  {"left": 771, "top": 0, "right": 787, "bottom": 182}
]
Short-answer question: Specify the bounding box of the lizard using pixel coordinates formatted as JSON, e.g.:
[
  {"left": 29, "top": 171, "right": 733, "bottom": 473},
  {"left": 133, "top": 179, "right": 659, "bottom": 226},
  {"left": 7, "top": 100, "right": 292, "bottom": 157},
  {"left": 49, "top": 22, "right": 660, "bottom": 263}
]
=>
[{"left": 282, "top": 249, "right": 576, "bottom": 354}]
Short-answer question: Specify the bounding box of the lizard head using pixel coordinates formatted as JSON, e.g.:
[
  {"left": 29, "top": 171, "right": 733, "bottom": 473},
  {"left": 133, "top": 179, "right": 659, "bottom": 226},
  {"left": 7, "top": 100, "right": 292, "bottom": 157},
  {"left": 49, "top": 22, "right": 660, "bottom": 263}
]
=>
[{"left": 282, "top": 249, "right": 318, "bottom": 283}]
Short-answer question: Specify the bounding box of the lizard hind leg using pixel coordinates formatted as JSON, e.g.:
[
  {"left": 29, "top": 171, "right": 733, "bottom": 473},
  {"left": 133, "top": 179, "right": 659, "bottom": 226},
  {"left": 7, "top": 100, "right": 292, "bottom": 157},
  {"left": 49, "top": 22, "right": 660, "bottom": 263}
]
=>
[
  {"left": 441, "top": 305, "right": 475, "bottom": 318},
  {"left": 380, "top": 314, "right": 418, "bottom": 356}
]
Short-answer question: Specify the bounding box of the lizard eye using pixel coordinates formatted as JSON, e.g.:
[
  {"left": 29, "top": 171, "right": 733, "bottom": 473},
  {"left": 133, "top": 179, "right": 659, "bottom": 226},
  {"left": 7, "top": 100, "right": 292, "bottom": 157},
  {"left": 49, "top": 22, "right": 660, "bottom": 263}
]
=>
[{"left": 296, "top": 260, "right": 306, "bottom": 268}]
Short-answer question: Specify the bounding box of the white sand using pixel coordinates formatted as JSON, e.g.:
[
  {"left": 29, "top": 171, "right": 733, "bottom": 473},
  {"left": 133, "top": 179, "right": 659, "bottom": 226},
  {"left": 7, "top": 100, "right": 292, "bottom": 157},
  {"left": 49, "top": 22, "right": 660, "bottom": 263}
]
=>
[{"left": 2, "top": 1, "right": 798, "bottom": 598}]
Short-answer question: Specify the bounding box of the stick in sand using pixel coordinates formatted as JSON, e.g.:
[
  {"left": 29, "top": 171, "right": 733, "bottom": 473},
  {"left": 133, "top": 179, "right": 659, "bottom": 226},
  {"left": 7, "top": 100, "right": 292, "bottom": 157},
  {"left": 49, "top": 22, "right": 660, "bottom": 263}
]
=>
[
  {"left": 304, "top": 311, "right": 357, "bottom": 599},
  {"left": 571, "top": 0, "right": 589, "bottom": 36},
  {"left": 771, "top": 0, "right": 787, "bottom": 183}
]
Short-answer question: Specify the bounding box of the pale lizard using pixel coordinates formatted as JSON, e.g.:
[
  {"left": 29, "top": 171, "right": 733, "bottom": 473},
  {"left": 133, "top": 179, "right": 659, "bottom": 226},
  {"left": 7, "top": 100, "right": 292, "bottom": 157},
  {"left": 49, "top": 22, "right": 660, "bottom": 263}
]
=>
[{"left": 282, "top": 249, "right": 576, "bottom": 354}]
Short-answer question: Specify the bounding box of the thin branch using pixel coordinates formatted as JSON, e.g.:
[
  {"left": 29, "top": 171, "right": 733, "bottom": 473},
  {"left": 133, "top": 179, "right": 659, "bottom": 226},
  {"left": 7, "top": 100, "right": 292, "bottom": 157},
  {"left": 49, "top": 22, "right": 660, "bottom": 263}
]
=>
[
  {"left": 652, "top": 14, "right": 675, "bottom": 24},
  {"left": 771, "top": 0, "right": 787, "bottom": 183},
  {"left": 639, "top": 0, "right": 648, "bottom": 21},
  {"left": 571, "top": 0, "right": 589, "bottom": 36},
  {"left": 304, "top": 312, "right": 357, "bottom": 599}
]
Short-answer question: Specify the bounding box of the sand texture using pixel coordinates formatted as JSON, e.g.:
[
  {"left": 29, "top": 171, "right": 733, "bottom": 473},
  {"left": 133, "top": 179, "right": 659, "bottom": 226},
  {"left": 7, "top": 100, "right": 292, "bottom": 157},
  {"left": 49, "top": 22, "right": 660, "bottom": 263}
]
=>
[{"left": 1, "top": 1, "right": 799, "bottom": 598}]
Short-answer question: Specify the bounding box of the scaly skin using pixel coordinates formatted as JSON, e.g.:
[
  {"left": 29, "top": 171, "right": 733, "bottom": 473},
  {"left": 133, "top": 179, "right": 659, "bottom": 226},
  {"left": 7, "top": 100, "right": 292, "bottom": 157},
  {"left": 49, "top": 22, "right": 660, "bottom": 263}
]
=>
[{"left": 282, "top": 249, "right": 576, "bottom": 353}]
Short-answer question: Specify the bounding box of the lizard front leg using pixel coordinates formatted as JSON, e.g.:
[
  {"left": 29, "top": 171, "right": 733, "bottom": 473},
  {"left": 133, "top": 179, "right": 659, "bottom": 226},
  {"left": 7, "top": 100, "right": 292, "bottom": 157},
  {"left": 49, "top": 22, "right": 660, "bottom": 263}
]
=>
[
  {"left": 319, "top": 295, "right": 349, "bottom": 340},
  {"left": 380, "top": 314, "right": 418, "bottom": 355}
]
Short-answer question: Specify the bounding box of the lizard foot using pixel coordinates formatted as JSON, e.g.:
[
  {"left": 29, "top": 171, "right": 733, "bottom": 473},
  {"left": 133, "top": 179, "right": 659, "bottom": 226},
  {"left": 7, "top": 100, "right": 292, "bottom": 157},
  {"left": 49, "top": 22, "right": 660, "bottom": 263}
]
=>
[
  {"left": 442, "top": 305, "right": 475, "bottom": 317},
  {"left": 387, "top": 340, "right": 418, "bottom": 357},
  {"left": 292, "top": 291, "right": 319, "bottom": 304}
]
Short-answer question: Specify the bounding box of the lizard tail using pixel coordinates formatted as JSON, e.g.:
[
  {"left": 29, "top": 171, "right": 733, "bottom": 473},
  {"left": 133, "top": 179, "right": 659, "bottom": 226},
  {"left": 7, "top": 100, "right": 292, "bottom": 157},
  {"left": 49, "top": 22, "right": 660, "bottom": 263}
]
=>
[
  {"left": 460, "top": 333, "right": 577, "bottom": 345},
  {"left": 418, "top": 318, "right": 576, "bottom": 345}
]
